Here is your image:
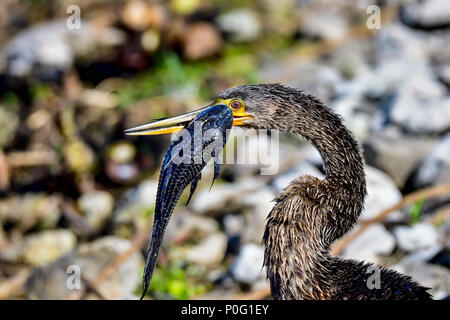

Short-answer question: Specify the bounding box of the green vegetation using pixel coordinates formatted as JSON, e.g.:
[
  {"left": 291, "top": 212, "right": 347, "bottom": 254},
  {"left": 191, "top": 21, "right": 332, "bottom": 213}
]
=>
[
  {"left": 410, "top": 198, "right": 426, "bottom": 224},
  {"left": 138, "top": 262, "right": 208, "bottom": 299}
]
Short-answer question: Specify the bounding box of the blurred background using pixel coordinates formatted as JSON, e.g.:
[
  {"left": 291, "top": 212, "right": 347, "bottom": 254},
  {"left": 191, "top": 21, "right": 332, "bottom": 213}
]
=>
[{"left": 0, "top": 0, "right": 449, "bottom": 300}]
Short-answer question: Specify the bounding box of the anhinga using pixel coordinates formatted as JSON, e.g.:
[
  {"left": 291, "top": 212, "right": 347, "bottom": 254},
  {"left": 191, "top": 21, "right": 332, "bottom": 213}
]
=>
[{"left": 126, "top": 84, "right": 431, "bottom": 300}]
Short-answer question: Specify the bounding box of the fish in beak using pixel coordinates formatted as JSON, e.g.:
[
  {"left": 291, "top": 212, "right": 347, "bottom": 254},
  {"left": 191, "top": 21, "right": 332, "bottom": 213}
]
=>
[
  {"left": 127, "top": 103, "right": 245, "bottom": 299},
  {"left": 125, "top": 99, "right": 253, "bottom": 136}
]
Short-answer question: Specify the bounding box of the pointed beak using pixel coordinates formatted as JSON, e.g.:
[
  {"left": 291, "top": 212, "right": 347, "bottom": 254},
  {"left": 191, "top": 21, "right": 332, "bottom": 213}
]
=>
[{"left": 125, "top": 103, "right": 252, "bottom": 136}]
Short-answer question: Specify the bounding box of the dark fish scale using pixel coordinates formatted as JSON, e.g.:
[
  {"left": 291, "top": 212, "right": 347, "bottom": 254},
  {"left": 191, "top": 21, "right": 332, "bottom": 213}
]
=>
[{"left": 140, "top": 105, "right": 233, "bottom": 298}]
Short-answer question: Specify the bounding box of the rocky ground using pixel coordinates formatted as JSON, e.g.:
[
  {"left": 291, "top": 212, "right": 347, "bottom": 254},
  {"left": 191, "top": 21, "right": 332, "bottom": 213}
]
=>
[{"left": 0, "top": 0, "right": 449, "bottom": 300}]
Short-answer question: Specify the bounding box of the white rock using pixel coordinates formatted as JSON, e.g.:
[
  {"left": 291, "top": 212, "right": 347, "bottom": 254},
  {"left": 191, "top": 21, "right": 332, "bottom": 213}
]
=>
[
  {"left": 402, "top": 0, "right": 450, "bottom": 29},
  {"left": 390, "top": 83, "right": 450, "bottom": 133},
  {"left": 22, "top": 229, "right": 77, "bottom": 266},
  {"left": 26, "top": 236, "right": 143, "bottom": 299},
  {"left": 113, "top": 180, "right": 158, "bottom": 224},
  {"left": 75, "top": 236, "right": 143, "bottom": 299},
  {"left": 165, "top": 212, "right": 219, "bottom": 242},
  {"left": 185, "top": 233, "right": 227, "bottom": 266},
  {"left": 231, "top": 244, "right": 265, "bottom": 284},
  {"left": 333, "top": 93, "right": 372, "bottom": 139},
  {"left": 191, "top": 177, "right": 261, "bottom": 213},
  {"left": 414, "top": 133, "right": 450, "bottom": 187},
  {"left": 78, "top": 190, "right": 114, "bottom": 229},
  {"left": 217, "top": 9, "right": 261, "bottom": 42},
  {"left": 242, "top": 187, "right": 276, "bottom": 243},
  {"left": 300, "top": 10, "right": 349, "bottom": 41},
  {"left": 223, "top": 214, "right": 245, "bottom": 236},
  {"left": 392, "top": 260, "right": 450, "bottom": 300},
  {"left": 343, "top": 223, "right": 396, "bottom": 263},
  {"left": 362, "top": 166, "right": 405, "bottom": 222},
  {"left": 375, "top": 23, "right": 428, "bottom": 62},
  {"left": 394, "top": 223, "right": 439, "bottom": 252},
  {"left": 260, "top": 59, "right": 342, "bottom": 103}
]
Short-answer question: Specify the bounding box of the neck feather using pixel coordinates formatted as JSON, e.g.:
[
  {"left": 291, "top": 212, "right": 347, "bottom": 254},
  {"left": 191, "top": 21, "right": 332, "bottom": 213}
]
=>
[{"left": 262, "top": 96, "right": 367, "bottom": 299}]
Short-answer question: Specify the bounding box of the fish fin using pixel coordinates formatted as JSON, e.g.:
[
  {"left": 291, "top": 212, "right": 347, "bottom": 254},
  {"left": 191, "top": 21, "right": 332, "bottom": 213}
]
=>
[
  {"left": 186, "top": 172, "right": 201, "bottom": 205},
  {"left": 210, "top": 158, "right": 221, "bottom": 190}
]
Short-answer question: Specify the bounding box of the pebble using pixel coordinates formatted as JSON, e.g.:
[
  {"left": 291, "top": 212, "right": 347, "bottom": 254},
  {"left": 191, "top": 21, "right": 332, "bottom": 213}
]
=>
[
  {"left": 241, "top": 188, "right": 276, "bottom": 244},
  {"left": 231, "top": 244, "right": 265, "bottom": 284},
  {"left": 392, "top": 260, "right": 450, "bottom": 300},
  {"left": 394, "top": 223, "right": 439, "bottom": 252},
  {"left": 183, "top": 23, "right": 222, "bottom": 60},
  {"left": 78, "top": 191, "right": 114, "bottom": 230},
  {"left": 363, "top": 131, "right": 436, "bottom": 188},
  {"left": 22, "top": 230, "right": 77, "bottom": 266},
  {"left": 217, "top": 9, "right": 262, "bottom": 42},
  {"left": 362, "top": 166, "right": 405, "bottom": 222},
  {"left": 343, "top": 223, "right": 396, "bottom": 264},
  {"left": 413, "top": 133, "right": 450, "bottom": 188},
  {"left": 401, "top": 0, "right": 450, "bottom": 29},
  {"left": 185, "top": 233, "right": 227, "bottom": 266},
  {"left": 25, "top": 236, "right": 143, "bottom": 299}
]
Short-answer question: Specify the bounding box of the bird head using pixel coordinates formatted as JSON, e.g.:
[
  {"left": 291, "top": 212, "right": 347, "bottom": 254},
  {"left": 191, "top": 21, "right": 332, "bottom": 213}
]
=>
[{"left": 124, "top": 84, "right": 294, "bottom": 136}]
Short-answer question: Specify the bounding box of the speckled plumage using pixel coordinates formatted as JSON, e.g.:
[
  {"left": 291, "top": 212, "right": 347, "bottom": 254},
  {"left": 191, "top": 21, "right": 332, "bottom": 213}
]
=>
[{"left": 218, "top": 84, "right": 432, "bottom": 300}]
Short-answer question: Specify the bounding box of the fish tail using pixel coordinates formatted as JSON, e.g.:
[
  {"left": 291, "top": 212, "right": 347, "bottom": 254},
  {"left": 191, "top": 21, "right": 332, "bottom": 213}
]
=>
[{"left": 140, "top": 215, "right": 169, "bottom": 299}]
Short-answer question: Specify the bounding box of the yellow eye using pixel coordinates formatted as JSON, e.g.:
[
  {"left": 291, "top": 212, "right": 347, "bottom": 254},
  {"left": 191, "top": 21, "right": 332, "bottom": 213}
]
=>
[{"left": 230, "top": 100, "right": 242, "bottom": 110}]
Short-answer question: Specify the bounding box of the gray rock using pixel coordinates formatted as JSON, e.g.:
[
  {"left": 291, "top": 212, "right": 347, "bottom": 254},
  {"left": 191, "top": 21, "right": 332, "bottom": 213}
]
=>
[
  {"left": 260, "top": 59, "right": 342, "bottom": 103},
  {"left": 392, "top": 260, "right": 450, "bottom": 300},
  {"left": 437, "top": 64, "right": 450, "bottom": 86},
  {"left": 0, "top": 20, "right": 125, "bottom": 80},
  {"left": 363, "top": 131, "right": 436, "bottom": 188},
  {"left": 113, "top": 180, "right": 158, "bottom": 225},
  {"left": 362, "top": 166, "right": 405, "bottom": 222},
  {"left": 300, "top": 9, "right": 349, "bottom": 41},
  {"left": 332, "top": 93, "right": 373, "bottom": 139},
  {"left": 389, "top": 74, "right": 450, "bottom": 133},
  {"left": 78, "top": 191, "right": 114, "bottom": 229},
  {"left": 402, "top": 0, "right": 450, "bottom": 29},
  {"left": 165, "top": 211, "right": 220, "bottom": 243},
  {"left": 26, "top": 236, "right": 143, "bottom": 299},
  {"left": 231, "top": 244, "right": 265, "bottom": 284},
  {"left": 343, "top": 223, "right": 396, "bottom": 264},
  {"left": 21, "top": 230, "right": 77, "bottom": 266},
  {"left": 394, "top": 223, "right": 439, "bottom": 252},
  {"left": 375, "top": 23, "right": 428, "bottom": 62},
  {"left": 413, "top": 133, "right": 450, "bottom": 188},
  {"left": 0, "top": 193, "right": 61, "bottom": 230},
  {"left": 185, "top": 233, "right": 227, "bottom": 266},
  {"left": 241, "top": 187, "right": 276, "bottom": 244},
  {"left": 223, "top": 214, "right": 245, "bottom": 236},
  {"left": 329, "top": 40, "right": 372, "bottom": 78},
  {"left": 217, "top": 9, "right": 261, "bottom": 42},
  {"left": 191, "top": 178, "right": 261, "bottom": 213}
]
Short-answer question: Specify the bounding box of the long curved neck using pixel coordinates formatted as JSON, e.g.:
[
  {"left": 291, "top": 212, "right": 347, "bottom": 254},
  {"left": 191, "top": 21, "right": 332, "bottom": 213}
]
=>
[
  {"left": 283, "top": 98, "right": 365, "bottom": 188},
  {"left": 263, "top": 95, "right": 367, "bottom": 299}
]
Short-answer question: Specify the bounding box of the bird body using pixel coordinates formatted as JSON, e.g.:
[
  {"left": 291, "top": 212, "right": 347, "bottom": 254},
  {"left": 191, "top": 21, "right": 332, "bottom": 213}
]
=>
[{"left": 127, "top": 83, "right": 432, "bottom": 300}]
